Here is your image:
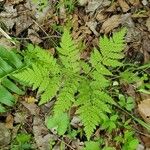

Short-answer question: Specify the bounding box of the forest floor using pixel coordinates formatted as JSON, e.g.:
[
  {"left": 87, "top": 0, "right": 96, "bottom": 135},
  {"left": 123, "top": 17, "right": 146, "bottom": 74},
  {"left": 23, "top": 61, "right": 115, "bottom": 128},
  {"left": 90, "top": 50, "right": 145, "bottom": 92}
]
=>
[{"left": 0, "top": 0, "right": 150, "bottom": 150}]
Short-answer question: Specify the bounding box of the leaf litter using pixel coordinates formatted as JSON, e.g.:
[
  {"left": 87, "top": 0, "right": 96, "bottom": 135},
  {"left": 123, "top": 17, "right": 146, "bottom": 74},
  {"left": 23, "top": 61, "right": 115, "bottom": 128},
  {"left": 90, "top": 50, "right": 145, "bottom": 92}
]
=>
[{"left": 0, "top": 0, "right": 150, "bottom": 149}]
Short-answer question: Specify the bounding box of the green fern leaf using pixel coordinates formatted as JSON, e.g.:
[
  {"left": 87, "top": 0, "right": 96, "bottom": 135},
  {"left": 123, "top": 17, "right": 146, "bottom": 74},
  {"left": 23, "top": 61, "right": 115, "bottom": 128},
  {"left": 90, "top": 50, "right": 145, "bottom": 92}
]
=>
[
  {"left": 54, "top": 76, "right": 79, "bottom": 115},
  {"left": 0, "top": 46, "right": 24, "bottom": 112},
  {"left": 102, "top": 58, "right": 123, "bottom": 67},
  {"left": 56, "top": 28, "right": 80, "bottom": 73},
  {"left": 39, "top": 76, "right": 61, "bottom": 105},
  {"left": 77, "top": 103, "right": 100, "bottom": 140},
  {"left": 100, "top": 28, "right": 126, "bottom": 53}
]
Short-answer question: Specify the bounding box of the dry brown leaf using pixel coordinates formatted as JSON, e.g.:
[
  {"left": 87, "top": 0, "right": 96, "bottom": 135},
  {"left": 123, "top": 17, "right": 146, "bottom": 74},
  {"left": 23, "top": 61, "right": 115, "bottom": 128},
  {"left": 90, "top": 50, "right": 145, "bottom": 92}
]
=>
[
  {"left": 33, "top": 116, "right": 57, "bottom": 150},
  {"left": 146, "top": 17, "right": 150, "bottom": 32},
  {"left": 5, "top": 114, "right": 14, "bottom": 129},
  {"left": 138, "top": 99, "right": 150, "bottom": 123},
  {"left": 100, "top": 15, "right": 121, "bottom": 33},
  {"left": 129, "top": 0, "right": 140, "bottom": 6},
  {"left": 21, "top": 101, "right": 40, "bottom": 115},
  {"left": 96, "top": 12, "right": 108, "bottom": 22},
  {"left": 86, "top": 21, "right": 99, "bottom": 36},
  {"left": 118, "top": 0, "right": 130, "bottom": 12},
  {"left": 0, "top": 123, "right": 11, "bottom": 147}
]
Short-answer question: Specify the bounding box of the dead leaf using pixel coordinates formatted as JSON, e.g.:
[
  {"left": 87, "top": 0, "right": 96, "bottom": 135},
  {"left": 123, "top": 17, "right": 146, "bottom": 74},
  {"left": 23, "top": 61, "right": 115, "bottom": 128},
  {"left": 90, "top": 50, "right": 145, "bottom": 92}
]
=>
[
  {"left": 118, "top": 0, "right": 130, "bottom": 12},
  {"left": 0, "top": 123, "right": 11, "bottom": 147},
  {"left": 86, "top": 21, "right": 99, "bottom": 36},
  {"left": 25, "top": 96, "right": 37, "bottom": 104},
  {"left": 78, "top": 0, "right": 88, "bottom": 6},
  {"left": 138, "top": 99, "right": 150, "bottom": 123},
  {"left": 146, "top": 17, "right": 150, "bottom": 32},
  {"left": 5, "top": 114, "right": 14, "bottom": 129},
  {"left": 86, "top": 0, "right": 111, "bottom": 13},
  {"left": 33, "top": 116, "right": 57, "bottom": 150},
  {"left": 129, "top": 0, "right": 140, "bottom": 6},
  {"left": 28, "top": 29, "right": 42, "bottom": 44},
  {"left": 142, "top": 0, "right": 148, "bottom": 6},
  {"left": 21, "top": 101, "right": 40, "bottom": 115},
  {"left": 96, "top": 12, "right": 108, "bottom": 22},
  {"left": 100, "top": 15, "right": 121, "bottom": 33}
]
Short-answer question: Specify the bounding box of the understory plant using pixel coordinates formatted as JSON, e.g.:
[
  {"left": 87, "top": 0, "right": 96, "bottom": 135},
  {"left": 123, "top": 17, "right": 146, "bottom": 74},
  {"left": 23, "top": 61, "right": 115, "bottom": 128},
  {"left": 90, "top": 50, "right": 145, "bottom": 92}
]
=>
[
  {"left": 12, "top": 28, "right": 127, "bottom": 140},
  {"left": 0, "top": 46, "right": 24, "bottom": 112},
  {"left": 1, "top": 27, "right": 149, "bottom": 149}
]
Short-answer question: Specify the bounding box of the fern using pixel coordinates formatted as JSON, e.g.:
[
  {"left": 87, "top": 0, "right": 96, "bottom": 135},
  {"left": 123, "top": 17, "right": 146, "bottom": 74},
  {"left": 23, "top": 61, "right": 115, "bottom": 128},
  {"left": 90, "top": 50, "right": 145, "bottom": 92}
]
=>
[
  {"left": 13, "top": 45, "right": 61, "bottom": 105},
  {"left": 0, "top": 46, "right": 24, "bottom": 112},
  {"left": 12, "top": 28, "right": 126, "bottom": 140},
  {"left": 76, "top": 29, "right": 126, "bottom": 140}
]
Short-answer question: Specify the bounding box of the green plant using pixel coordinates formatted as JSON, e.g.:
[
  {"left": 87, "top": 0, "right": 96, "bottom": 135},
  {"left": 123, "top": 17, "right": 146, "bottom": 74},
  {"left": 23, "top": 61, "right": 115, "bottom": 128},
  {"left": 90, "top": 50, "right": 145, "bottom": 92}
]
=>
[
  {"left": 0, "top": 46, "right": 24, "bottom": 112},
  {"left": 56, "top": 0, "right": 76, "bottom": 14},
  {"left": 12, "top": 28, "right": 127, "bottom": 140},
  {"left": 45, "top": 113, "right": 69, "bottom": 135},
  {"left": 101, "top": 114, "right": 118, "bottom": 132},
  {"left": 118, "top": 95, "right": 135, "bottom": 111},
  {"left": 115, "top": 130, "right": 139, "bottom": 150},
  {"left": 11, "top": 133, "right": 32, "bottom": 150},
  {"left": 31, "top": 0, "right": 48, "bottom": 11},
  {"left": 83, "top": 141, "right": 100, "bottom": 150}
]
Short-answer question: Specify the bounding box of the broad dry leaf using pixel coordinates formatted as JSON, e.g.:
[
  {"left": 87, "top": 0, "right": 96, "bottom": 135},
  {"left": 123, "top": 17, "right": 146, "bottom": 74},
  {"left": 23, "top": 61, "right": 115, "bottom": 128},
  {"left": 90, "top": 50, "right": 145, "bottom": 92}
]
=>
[
  {"left": 5, "top": 114, "right": 14, "bottom": 129},
  {"left": 138, "top": 99, "right": 150, "bottom": 123},
  {"left": 118, "top": 0, "right": 130, "bottom": 12},
  {"left": 129, "top": 0, "right": 140, "bottom": 6},
  {"left": 100, "top": 15, "right": 121, "bottom": 33},
  {"left": 96, "top": 12, "right": 108, "bottom": 22}
]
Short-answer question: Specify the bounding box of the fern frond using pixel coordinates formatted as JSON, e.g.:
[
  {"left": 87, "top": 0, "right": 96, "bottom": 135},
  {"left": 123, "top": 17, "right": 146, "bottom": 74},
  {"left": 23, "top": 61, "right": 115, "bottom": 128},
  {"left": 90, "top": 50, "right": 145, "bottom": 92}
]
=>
[
  {"left": 0, "top": 46, "right": 24, "bottom": 112},
  {"left": 54, "top": 76, "right": 79, "bottom": 115},
  {"left": 100, "top": 28, "right": 126, "bottom": 53},
  {"left": 39, "top": 76, "right": 61, "bottom": 105},
  {"left": 24, "top": 44, "right": 60, "bottom": 75},
  {"left": 13, "top": 64, "right": 49, "bottom": 89},
  {"left": 76, "top": 103, "right": 100, "bottom": 140},
  {"left": 56, "top": 28, "right": 80, "bottom": 73}
]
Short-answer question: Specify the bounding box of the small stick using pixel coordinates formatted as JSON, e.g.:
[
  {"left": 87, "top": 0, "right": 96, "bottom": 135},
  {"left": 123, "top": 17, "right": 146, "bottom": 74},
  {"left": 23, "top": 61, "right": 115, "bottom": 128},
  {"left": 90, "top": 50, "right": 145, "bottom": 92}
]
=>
[{"left": 0, "top": 27, "right": 16, "bottom": 45}]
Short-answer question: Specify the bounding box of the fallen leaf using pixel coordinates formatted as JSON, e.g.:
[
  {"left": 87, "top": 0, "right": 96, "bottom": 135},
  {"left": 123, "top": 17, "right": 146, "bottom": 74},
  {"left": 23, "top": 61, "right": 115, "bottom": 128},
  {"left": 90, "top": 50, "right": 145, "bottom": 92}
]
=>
[
  {"left": 86, "top": 0, "right": 110, "bottom": 13},
  {"left": 118, "top": 0, "right": 130, "bottom": 12},
  {"left": 5, "top": 114, "right": 14, "bottom": 129},
  {"left": 129, "top": 0, "right": 140, "bottom": 6},
  {"left": 78, "top": 0, "right": 88, "bottom": 6},
  {"left": 0, "top": 123, "right": 11, "bottom": 147},
  {"left": 33, "top": 116, "right": 57, "bottom": 150},
  {"left": 146, "top": 17, "right": 150, "bottom": 32},
  {"left": 86, "top": 21, "right": 99, "bottom": 36},
  {"left": 25, "top": 96, "right": 37, "bottom": 104},
  {"left": 100, "top": 15, "right": 121, "bottom": 33},
  {"left": 138, "top": 99, "right": 150, "bottom": 123},
  {"left": 96, "top": 12, "right": 108, "bottom": 22},
  {"left": 21, "top": 101, "right": 40, "bottom": 115}
]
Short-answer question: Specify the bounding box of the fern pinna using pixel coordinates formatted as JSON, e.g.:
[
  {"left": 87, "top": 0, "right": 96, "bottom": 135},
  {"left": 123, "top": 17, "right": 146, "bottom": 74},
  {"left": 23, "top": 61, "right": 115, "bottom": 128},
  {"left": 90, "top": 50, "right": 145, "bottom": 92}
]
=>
[
  {"left": 13, "top": 28, "right": 126, "bottom": 140},
  {"left": 0, "top": 46, "right": 24, "bottom": 112}
]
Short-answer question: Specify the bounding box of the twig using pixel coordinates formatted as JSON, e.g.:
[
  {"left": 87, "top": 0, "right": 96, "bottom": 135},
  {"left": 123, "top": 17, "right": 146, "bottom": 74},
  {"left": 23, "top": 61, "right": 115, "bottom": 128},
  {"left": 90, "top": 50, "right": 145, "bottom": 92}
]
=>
[
  {"left": 57, "top": 138, "right": 75, "bottom": 150},
  {"left": 0, "top": 27, "right": 16, "bottom": 45},
  {"left": 32, "top": 19, "right": 57, "bottom": 46}
]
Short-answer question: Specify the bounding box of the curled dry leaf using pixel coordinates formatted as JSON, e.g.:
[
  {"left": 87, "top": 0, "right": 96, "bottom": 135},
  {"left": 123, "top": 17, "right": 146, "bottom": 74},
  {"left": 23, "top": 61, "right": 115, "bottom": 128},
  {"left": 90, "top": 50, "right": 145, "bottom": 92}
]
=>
[
  {"left": 118, "top": 0, "right": 130, "bottom": 12},
  {"left": 100, "top": 15, "right": 121, "bottom": 33},
  {"left": 138, "top": 99, "right": 150, "bottom": 123}
]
